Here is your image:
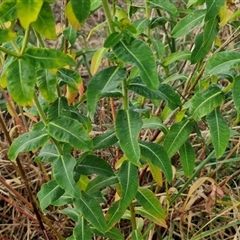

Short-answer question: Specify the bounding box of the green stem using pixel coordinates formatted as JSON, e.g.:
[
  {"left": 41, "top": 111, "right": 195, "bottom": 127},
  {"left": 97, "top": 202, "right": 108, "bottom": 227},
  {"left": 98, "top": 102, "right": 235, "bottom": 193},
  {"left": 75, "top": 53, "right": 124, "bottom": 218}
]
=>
[
  {"left": 129, "top": 202, "right": 137, "bottom": 230},
  {"left": 20, "top": 27, "right": 31, "bottom": 55},
  {"left": 0, "top": 46, "right": 20, "bottom": 57},
  {"left": 101, "top": 0, "right": 115, "bottom": 33}
]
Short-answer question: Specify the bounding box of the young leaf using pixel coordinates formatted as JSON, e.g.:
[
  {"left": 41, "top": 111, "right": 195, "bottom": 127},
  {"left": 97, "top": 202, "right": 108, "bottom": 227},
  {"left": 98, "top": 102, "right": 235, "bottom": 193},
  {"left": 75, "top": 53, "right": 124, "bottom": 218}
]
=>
[
  {"left": 136, "top": 188, "right": 165, "bottom": 218},
  {"left": 205, "top": 0, "right": 225, "bottom": 21},
  {"left": 90, "top": 47, "right": 108, "bottom": 75},
  {"left": 206, "top": 108, "right": 230, "bottom": 158},
  {"left": 32, "top": 2, "right": 57, "bottom": 40},
  {"left": 63, "top": 25, "right": 78, "bottom": 46},
  {"left": 37, "top": 180, "right": 65, "bottom": 210},
  {"left": 113, "top": 39, "right": 159, "bottom": 90},
  {"left": 162, "top": 50, "right": 191, "bottom": 66},
  {"left": 104, "top": 32, "right": 122, "bottom": 48},
  {"left": 47, "top": 116, "right": 93, "bottom": 151},
  {"left": 70, "top": 109, "right": 92, "bottom": 133},
  {"left": 6, "top": 59, "right": 36, "bottom": 106},
  {"left": 142, "top": 117, "right": 168, "bottom": 134},
  {"left": 189, "top": 85, "right": 224, "bottom": 121},
  {"left": 115, "top": 110, "right": 143, "bottom": 164},
  {"left": 60, "top": 207, "right": 80, "bottom": 222},
  {"left": 73, "top": 216, "right": 92, "bottom": 240},
  {"left": 74, "top": 192, "right": 106, "bottom": 232},
  {"left": 163, "top": 119, "right": 193, "bottom": 158},
  {"left": 23, "top": 47, "right": 76, "bottom": 69},
  {"left": 93, "top": 130, "right": 118, "bottom": 150},
  {"left": 148, "top": 0, "right": 178, "bottom": 17},
  {"left": 139, "top": 141, "right": 172, "bottom": 182},
  {"left": 8, "top": 129, "right": 50, "bottom": 161},
  {"left": 76, "top": 155, "right": 115, "bottom": 177},
  {"left": 179, "top": 140, "right": 195, "bottom": 177},
  {"left": 0, "top": 29, "right": 17, "bottom": 43},
  {"left": 53, "top": 154, "right": 80, "bottom": 198},
  {"left": 172, "top": 10, "right": 205, "bottom": 38},
  {"left": 87, "top": 66, "right": 126, "bottom": 119},
  {"left": 131, "top": 230, "right": 143, "bottom": 240},
  {"left": 37, "top": 70, "right": 57, "bottom": 103},
  {"left": 118, "top": 161, "right": 138, "bottom": 209},
  {"left": 16, "top": 0, "right": 43, "bottom": 29},
  {"left": 205, "top": 52, "right": 240, "bottom": 75},
  {"left": 0, "top": 1, "right": 17, "bottom": 23},
  {"left": 71, "top": 0, "right": 91, "bottom": 23}
]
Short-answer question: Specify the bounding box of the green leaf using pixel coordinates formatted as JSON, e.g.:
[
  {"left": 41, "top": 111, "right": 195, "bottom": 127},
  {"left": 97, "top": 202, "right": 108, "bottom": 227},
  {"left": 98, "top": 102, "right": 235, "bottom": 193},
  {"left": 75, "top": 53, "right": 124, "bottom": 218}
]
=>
[
  {"left": 233, "top": 76, "right": 240, "bottom": 112},
  {"left": 59, "top": 207, "right": 80, "bottom": 222},
  {"left": 92, "top": 227, "right": 124, "bottom": 240},
  {"left": 36, "top": 143, "right": 59, "bottom": 163},
  {"left": 53, "top": 154, "right": 80, "bottom": 198},
  {"left": 37, "top": 180, "right": 64, "bottom": 210},
  {"left": 76, "top": 155, "right": 115, "bottom": 177},
  {"left": 17, "top": 0, "right": 43, "bottom": 29},
  {"left": 23, "top": 47, "right": 76, "bottom": 69},
  {"left": 0, "top": 0, "right": 17, "bottom": 23},
  {"left": 136, "top": 188, "right": 165, "bottom": 218},
  {"left": 57, "top": 68, "right": 82, "bottom": 89},
  {"left": 74, "top": 192, "right": 106, "bottom": 232},
  {"left": 148, "top": 0, "right": 178, "bottom": 17},
  {"left": 86, "top": 175, "right": 118, "bottom": 194},
  {"left": 115, "top": 110, "right": 143, "bottom": 164},
  {"left": 91, "top": 0, "right": 101, "bottom": 12},
  {"left": 32, "top": 2, "right": 57, "bottom": 39},
  {"left": 172, "top": 10, "right": 205, "bottom": 38},
  {"left": 205, "top": 52, "right": 240, "bottom": 75},
  {"left": 71, "top": 0, "right": 91, "bottom": 23},
  {"left": 37, "top": 70, "right": 57, "bottom": 103},
  {"left": 131, "top": 230, "right": 143, "bottom": 240},
  {"left": 93, "top": 130, "right": 118, "bottom": 150},
  {"left": 48, "top": 116, "right": 93, "bottom": 151},
  {"left": 205, "top": 0, "right": 225, "bottom": 21},
  {"left": 189, "top": 85, "right": 224, "bottom": 121},
  {"left": 163, "top": 119, "right": 193, "bottom": 158},
  {"left": 142, "top": 117, "right": 168, "bottom": 134},
  {"left": 63, "top": 25, "right": 78, "bottom": 46},
  {"left": 73, "top": 216, "right": 92, "bottom": 240},
  {"left": 151, "top": 38, "right": 165, "bottom": 59},
  {"left": 86, "top": 66, "right": 126, "bottom": 119},
  {"left": 206, "top": 108, "right": 230, "bottom": 158},
  {"left": 135, "top": 207, "right": 167, "bottom": 228},
  {"left": 113, "top": 39, "right": 159, "bottom": 90},
  {"left": 70, "top": 110, "right": 92, "bottom": 133},
  {"left": 133, "top": 19, "right": 151, "bottom": 35},
  {"left": 163, "top": 50, "right": 191, "bottom": 66},
  {"left": 179, "top": 140, "right": 195, "bottom": 177},
  {"left": 118, "top": 161, "right": 138, "bottom": 209},
  {"left": 104, "top": 32, "right": 122, "bottom": 48},
  {"left": 8, "top": 129, "right": 50, "bottom": 161},
  {"left": 6, "top": 59, "right": 36, "bottom": 106},
  {"left": 139, "top": 141, "right": 172, "bottom": 182},
  {"left": 0, "top": 29, "right": 17, "bottom": 43}
]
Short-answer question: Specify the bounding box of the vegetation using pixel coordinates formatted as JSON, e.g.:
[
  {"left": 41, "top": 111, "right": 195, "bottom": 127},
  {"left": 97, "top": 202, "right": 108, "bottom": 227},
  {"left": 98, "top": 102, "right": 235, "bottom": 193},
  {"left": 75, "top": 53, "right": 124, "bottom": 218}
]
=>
[{"left": 1, "top": 0, "right": 240, "bottom": 239}]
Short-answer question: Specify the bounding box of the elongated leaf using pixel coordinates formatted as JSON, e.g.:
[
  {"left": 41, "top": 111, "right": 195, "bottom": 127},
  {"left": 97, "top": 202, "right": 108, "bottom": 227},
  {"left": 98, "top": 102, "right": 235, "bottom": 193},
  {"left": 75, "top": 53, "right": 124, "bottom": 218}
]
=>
[
  {"left": 52, "top": 193, "right": 73, "bottom": 206},
  {"left": 63, "top": 25, "right": 78, "bottom": 46},
  {"left": 6, "top": 59, "right": 36, "bottom": 106},
  {"left": 47, "top": 116, "right": 93, "bottom": 151},
  {"left": 148, "top": 161, "right": 162, "bottom": 187},
  {"left": 91, "top": 0, "right": 101, "bottom": 11},
  {"left": 118, "top": 161, "right": 138, "bottom": 209},
  {"left": 0, "top": 1, "right": 17, "bottom": 22},
  {"left": 163, "top": 119, "right": 193, "bottom": 158},
  {"left": 90, "top": 47, "right": 108, "bottom": 75},
  {"left": 87, "top": 66, "right": 126, "bottom": 119},
  {"left": 115, "top": 110, "right": 142, "bottom": 164},
  {"left": 148, "top": 0, "right": 178, "bottom": 17},
  {"left": 8, "top": 129, "right": 50, "bottom": 161},
  {"left": 132, "top": 230, "right": 143, "bottom": 240},
  {"left": 233, "top": 76, "right": 240, "bottom": 120},
  {"left": 74, "top": 216, "right": 92, "bottom": 240},
  {"left": 59, "top": 207, "right": 80, "bottom": 222},
  {"left": 86, "top": 175, "right": 118, "bottom": 194},
  {"left": 142, "top": 117, "right": 168, "bottom": 134},
  {"left": 93, "top": 130, "right": 118, "bottom": 150},
  {"left": 136, "top": 188, "right": 165, "bottom": 218},
  {"left": 206, "top": 108, "right": 230, "bottom": 158},
  {"left": 139, "top": 141, "right": 172, "bottom": 182},
  {"left": 65, "top": 2, "right": 81, "bottom": 30},
  {"left": 37, "top": 70, "right": 57, "bottom": 103},
  {"left": 17, "top": 0, "right": 43, "bottom": 29},
  {"left": 53, "top": 154, "right": 80, "bottom": 198},
  {"left": 172, "top": 10, "right": 205, "bottom": 38},
  {"left": 135, "top": 207, "right": 167, "bottom": 228},
  {"left": 205, "top": 0, "right": 225, "bottom": 21},
  {"left": 76, "top": 155, "right": 114, "bottom": 177},
  {"left": 133, "top": 19, "right": 151, "bottom": 35},
  {"left": 151, "top": 38, "right": 165, "bottom": 59},
  {"left": 57, "top": 68, "right": 82, "bottom": 89},
  {"left": 37, "top": 180, "right": 64, "bottom": 210},
  {"left": 0, "top": 29, "right": 17, "bottom": 43},
  {"left": 189, "top": 85, "right": 224, "bottom": 121},
  {"left": 74, "top": 192, "right": 106, "bottom": 232},
  {"left": 23, "top": 47, "right": 76, "bottom": 69},
  {"left": 36, "top": 143, "right": 59, "bottom": 163},
  {"left": 113, "top": 39, "right": 159, "bottom": 90},
  {"left": 71, "top": 0, "right": 91, "bottom": 23},
  {"left": 163, "top": 50, "right": 191, "bottom": 66},
  {"left": 205, "top": 52, "right": 240, "bottom": 75},
  {"left": 32, "top": 2, "right": 57, "bottom": 39},
  {"left": 92, "top": 227, "right": 124, "bottom": 240},
  {"left": 179, "top": 140, "right": 195, "bottom": 177},
  {"left": 104, "top": 32, "right": 122, "bottom": 48}
]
